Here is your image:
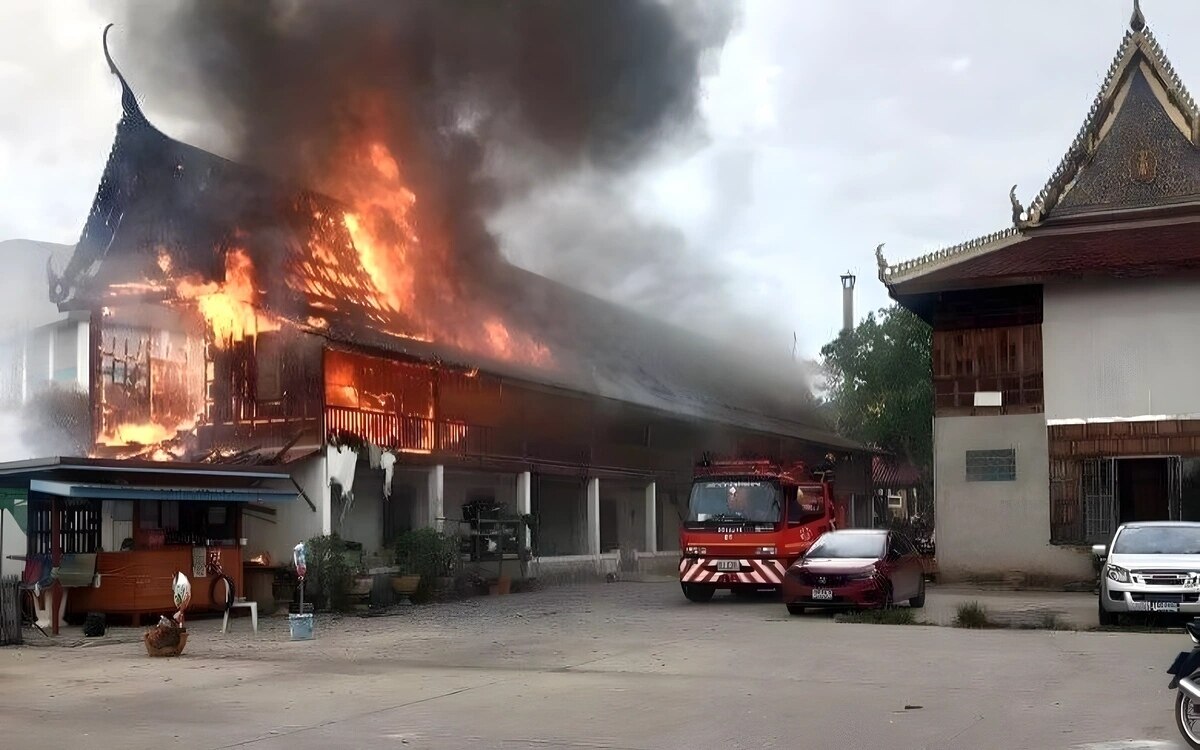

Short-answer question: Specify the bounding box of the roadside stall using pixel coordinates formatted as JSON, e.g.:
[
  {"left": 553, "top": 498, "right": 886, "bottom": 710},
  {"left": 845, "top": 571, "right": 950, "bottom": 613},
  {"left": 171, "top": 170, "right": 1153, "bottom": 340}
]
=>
[{"left": 2, "top": 458, "right": 299, "bottom": 633}]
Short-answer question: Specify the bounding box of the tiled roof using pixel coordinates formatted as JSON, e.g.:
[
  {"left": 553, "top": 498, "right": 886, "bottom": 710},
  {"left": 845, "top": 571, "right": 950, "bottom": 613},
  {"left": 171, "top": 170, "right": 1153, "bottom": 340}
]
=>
[{"left": 896, "top": 221, "right": 1200, "bottom": 290}]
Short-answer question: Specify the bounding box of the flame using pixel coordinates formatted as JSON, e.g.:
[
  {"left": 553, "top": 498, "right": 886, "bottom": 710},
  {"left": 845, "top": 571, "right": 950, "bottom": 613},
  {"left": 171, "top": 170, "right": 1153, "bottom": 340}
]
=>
[
  {"left": 298, "top": 124, "right": 553, "bottom": 367},
  {"left": 175, "top": 248, "right": 280, "bottom": 346},
  {"left": 99, "top": 421, "right": 190, "bottom": 447}
]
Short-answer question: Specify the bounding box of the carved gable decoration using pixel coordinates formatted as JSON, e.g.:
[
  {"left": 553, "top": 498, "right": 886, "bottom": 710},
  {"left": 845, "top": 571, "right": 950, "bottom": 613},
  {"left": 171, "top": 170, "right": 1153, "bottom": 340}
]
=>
[{"left": 1054, "top": 67, "right": 1200, "bottom": 216}]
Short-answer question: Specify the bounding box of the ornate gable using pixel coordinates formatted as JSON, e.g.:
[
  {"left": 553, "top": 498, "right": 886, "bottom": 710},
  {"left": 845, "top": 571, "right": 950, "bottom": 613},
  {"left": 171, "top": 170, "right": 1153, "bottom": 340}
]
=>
[{"left": 1015, "top": 2, "right": 1200, "bottom": 226}]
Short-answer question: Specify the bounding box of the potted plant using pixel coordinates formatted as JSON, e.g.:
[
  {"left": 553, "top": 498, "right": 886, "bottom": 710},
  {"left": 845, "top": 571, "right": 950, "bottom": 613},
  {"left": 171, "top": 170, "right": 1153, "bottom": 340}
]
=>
[
  {"left": 394, "top": 529, "right": 459, "bottom": 603},
  {"left": 305, "top": 533, "right": 355, "bottom": 612}
]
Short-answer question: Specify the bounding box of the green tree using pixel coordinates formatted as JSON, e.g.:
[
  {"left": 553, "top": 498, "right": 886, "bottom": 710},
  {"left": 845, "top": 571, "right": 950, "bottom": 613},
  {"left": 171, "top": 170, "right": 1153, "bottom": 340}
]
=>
[{"left": 820, "top": 304, "right": 933, "bottom": 473}]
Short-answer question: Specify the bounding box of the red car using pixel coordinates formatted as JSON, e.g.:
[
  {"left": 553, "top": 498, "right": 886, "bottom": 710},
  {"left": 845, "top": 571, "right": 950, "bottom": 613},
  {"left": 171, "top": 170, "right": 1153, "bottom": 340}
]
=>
[{"left": 781, "top": 529, "right": 926, "bottom": 615}]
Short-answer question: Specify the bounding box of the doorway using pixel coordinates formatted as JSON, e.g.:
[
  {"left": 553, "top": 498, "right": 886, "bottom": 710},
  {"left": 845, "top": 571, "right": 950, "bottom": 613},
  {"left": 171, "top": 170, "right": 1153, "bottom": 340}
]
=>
[{"left": 1116, "top": 457, "right": 1176, "bottom": 524}]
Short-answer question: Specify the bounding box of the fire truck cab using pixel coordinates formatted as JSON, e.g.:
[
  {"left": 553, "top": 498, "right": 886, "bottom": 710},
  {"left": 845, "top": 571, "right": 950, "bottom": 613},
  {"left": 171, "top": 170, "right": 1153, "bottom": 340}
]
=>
[{"left": 678, "top": 459, "right": 839, "bottom": 602}]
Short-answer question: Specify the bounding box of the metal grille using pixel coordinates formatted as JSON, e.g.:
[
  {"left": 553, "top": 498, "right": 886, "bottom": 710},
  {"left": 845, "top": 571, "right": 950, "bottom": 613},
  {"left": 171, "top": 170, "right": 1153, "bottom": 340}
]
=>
[
  {"left": 965, "top": 449, "right": 1016, "bottom": 482},
  {"left": 1082, "top": 457, "right": 1116, "bottom": 543},
  {"left": 1170, "top": 456, "right": 1183, "bottom": 520}
]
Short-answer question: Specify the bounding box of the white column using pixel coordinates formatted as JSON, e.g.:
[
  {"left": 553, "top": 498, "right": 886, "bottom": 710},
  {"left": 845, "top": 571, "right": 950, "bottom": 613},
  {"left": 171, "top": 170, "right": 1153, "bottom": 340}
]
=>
[
  {"left": 586, "top": 477, "right": 600, "bottom": 557},
  {"left": 516, "top": 471, "right": 532, "bottom": 549},
  {"left": 644, "top": 482, "right": 657, "bottom": 554},
  {"left": 76, "top": 319, "right": 91, "bottom": 392},
  {"left": 427, "top": 465, "right": 444, "bottom": 531}
]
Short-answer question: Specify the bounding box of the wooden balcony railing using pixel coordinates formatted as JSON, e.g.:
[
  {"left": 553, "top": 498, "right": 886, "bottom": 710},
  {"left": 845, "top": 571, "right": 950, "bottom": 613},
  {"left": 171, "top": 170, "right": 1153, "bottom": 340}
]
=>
[{"left": 325, "top": 406, "right": 489, "bottom": 456}]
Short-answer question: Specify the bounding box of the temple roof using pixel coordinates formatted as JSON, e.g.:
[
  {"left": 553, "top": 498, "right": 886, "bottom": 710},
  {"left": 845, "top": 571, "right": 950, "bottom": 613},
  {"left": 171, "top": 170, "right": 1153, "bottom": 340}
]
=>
[
  {"left": 878, "top": 2, "right": 1200, "bottom": 292},
  {"left": 50, "top": 26, "right": 855, "bottom": 452}
]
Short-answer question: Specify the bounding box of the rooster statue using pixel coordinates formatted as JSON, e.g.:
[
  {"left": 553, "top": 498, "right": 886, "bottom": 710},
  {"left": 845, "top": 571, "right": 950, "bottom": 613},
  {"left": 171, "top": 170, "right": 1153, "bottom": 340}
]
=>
[{"left": 145, "top": 572, "right": 191, "bottom": 653}]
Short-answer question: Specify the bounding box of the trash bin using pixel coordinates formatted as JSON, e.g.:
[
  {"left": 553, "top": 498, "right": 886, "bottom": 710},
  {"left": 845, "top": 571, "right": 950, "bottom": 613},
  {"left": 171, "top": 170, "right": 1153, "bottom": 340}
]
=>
[{"left": 288, "top": 613, "right": 314, "bottom": 641}]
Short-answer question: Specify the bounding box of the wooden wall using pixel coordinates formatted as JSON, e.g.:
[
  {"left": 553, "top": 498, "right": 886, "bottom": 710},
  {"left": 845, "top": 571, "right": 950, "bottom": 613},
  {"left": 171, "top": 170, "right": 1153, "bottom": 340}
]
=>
[
  {"left": 1049, "top": 419, "right": 1200, "bottom": 459},
  {"left": 321, "top": 346, "right": 862, "bottom": 483},
  {"left": 929, "top": 285, "right": 1044, "bottom": 416}
]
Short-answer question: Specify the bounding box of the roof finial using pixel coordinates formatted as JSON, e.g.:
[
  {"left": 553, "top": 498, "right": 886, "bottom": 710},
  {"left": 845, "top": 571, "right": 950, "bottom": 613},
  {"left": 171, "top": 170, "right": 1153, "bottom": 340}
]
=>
[
  {"left": 874, "top": 243, "right": 887, "bottom": 276},
  {"left": 1009, "top": 185, "right": 1028, "bottom": 227},
  {"left": 102, "top": 24, "right": 149, "bottom": 127},
  {"left": 1130, "top": 0, "right": 1146, "bottom": 32}
]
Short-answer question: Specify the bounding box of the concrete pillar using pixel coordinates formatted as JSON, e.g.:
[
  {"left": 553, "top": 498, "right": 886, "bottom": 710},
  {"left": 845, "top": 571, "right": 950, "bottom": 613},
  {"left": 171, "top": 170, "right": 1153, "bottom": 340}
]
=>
[
  {"left": 516, "top": 471, "right": 532, "bottom": 550},
  {"left": 644, "top": 482, "right": 657, "bottom": 554},
  {"left": 586, "top": 477, "right": 600, "bottom": 557},
  {"left": 427, "top": 465, "right": 444, "bottom": 531}
]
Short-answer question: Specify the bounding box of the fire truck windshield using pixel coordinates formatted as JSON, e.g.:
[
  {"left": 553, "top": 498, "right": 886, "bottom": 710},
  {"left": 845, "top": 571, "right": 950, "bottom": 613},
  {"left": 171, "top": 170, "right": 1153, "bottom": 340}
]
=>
[{"left": 687, "top": 481, "right": 781, "bottom": 523}]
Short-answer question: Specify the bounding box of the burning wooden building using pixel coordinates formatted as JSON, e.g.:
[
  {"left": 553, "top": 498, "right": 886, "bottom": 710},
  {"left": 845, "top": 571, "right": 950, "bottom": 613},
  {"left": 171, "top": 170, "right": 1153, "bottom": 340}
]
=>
[{"left": 5, "top": 29, "right": 867, "bottom": 626}]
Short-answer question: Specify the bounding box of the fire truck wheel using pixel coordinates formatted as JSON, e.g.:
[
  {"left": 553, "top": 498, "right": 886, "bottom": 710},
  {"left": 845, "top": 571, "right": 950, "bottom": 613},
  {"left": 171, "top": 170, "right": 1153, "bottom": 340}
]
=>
[
  {"left": 681, "top": 583, "right": 715, "bottom": 603},
  {"left": 786, "top": 604, "right": 805, "bottom": 616}
]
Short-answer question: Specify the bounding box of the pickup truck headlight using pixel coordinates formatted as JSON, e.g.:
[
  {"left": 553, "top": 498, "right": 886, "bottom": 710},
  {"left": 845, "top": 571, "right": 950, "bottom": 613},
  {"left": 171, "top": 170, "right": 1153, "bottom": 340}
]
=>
[{"left": 1105, "top": 564, "right": 1130, "bottom": 583}]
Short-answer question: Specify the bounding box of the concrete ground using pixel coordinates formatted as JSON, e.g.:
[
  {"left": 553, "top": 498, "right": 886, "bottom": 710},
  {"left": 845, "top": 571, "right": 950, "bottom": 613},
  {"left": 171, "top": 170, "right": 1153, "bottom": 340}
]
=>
[{"left": 0, "top": 582, "right": 1191, "bottom": 750}]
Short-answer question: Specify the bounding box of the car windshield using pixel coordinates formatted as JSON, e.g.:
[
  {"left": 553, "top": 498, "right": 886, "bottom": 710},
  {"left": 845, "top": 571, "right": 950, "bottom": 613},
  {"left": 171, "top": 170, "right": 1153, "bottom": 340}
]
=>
[
  {"left": 805, "top": 534, "right": 886, "bottom": 559},
  {"left": 1113, "top": 526, "right": 1200, "bottom": 554},
  {"left": 687, "top": 481, "right": 781, "bottom": 523}
]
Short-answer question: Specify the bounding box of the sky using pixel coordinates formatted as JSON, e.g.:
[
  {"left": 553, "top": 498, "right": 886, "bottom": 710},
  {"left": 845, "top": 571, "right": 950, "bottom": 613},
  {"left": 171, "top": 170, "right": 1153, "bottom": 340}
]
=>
[{"left": 0, "top": 0, "right": 1197, "bottom": 359}]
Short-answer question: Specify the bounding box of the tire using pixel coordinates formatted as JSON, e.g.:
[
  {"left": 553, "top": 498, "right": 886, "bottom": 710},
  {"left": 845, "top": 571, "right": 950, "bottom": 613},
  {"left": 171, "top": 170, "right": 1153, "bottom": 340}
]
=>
[
  {"left": 1098, "top": 596, "right": 1118, "bottom": 627},
  {"left": 786, "top": 604, "right": 805, "bottom": 616},
  {"left": 909, "top": 580, "right": 926, "bottom": 609},
  {"left": 210, "top": 573, "right": 235, "bottom": 612},
  {"left": 681, "top": 583, "right": 715, "bottom": 603},
  {"left": 1177, "top": 690, "right": 1200, "bottom": 749}
]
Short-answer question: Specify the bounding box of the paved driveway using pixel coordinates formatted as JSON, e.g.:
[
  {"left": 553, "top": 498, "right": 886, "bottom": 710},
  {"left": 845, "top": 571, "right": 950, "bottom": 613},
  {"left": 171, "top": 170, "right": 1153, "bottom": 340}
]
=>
[{"left": 0, "top": 583, "right": 1189, "bottom": 749}]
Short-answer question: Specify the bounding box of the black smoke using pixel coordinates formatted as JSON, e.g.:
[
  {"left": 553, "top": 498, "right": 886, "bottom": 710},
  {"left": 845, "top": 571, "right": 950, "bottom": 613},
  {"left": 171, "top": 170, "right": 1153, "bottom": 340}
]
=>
[
  {"left": 108, "top": 0, "right": 736, "bottom": 267},
  {"left": 102, "top": 1, "right": 821, "bottom": 416}
]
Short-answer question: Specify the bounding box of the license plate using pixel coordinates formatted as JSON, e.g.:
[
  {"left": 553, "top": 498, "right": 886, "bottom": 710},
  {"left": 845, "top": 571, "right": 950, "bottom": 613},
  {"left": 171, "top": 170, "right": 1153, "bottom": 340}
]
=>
[
  {"left": 812, "top": 588, "right": 833, "bottom": 600},
  {"left": 716, "top": 560, "right": 741, "bottom": 572},
  {"left": 1151, "top": 601, "right": 1180, "bottom": 613}
]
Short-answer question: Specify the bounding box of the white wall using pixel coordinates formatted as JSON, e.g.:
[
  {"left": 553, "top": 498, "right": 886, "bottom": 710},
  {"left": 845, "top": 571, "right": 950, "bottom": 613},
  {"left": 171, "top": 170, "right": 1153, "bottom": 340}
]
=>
[
  {"left": 0, "top": 507, "right": 24, "bottom": 578},
  {"left": 935, "top": 413, "right": 1091, "bottom": 582},
  {"left": 242, "top": 454, "right": 327, "bottom": 566},
  {"left": 1044, "top": 277, "right": 1200, "bottom": 421}
]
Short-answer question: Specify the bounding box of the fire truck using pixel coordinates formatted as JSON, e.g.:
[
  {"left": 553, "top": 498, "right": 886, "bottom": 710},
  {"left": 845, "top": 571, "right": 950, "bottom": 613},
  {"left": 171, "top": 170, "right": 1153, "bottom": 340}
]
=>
[{"left": 678, "top": 459, "right": 842, "bottom": 602}]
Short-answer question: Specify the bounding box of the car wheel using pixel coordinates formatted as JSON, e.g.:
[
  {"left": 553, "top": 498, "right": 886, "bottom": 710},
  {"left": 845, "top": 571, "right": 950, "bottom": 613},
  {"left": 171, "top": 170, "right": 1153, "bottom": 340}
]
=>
[
  {"left": 909, "top": 579, "right": 926, "bottom": 609},
  {"left": 786, "top": 603, "right": 805, "bottom": 616},
  {"left": 1098, "top": 596, "right": 1118, "bottom": 627},
  {"left": 682, "top": 583, "right": 716, "bottom": 603}
]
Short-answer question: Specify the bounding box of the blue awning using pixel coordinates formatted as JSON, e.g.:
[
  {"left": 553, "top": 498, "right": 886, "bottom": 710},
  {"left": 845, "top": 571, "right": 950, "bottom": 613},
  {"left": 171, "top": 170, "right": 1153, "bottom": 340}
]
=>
[{"left": 29, "top": 479, "right": 298, "bottom": 503}]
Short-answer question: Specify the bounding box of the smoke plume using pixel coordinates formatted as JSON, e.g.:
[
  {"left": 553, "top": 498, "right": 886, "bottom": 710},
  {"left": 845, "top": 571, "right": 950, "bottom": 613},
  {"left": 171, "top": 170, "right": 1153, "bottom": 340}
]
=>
[
  {"left": 109, "top": 2, "right": 731, "bottom": 267},
  {"left": 104, "top": 1, "right": 817, "bottom": 411}
]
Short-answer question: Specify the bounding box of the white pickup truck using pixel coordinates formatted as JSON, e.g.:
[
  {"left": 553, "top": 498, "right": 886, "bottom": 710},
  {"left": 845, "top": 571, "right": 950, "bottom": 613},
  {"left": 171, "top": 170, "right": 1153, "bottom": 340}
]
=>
[{"left": 1094, "top": 521, "right": 1200, "bottom": 626}]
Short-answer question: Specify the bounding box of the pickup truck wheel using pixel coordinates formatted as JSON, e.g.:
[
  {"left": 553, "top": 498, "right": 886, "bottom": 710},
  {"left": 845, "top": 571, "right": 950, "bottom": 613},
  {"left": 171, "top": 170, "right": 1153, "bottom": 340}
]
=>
[
  {"left": 1098, "top": 597, "right": 1119, "bottom": 627},
  {"left": 681, "top": 583, "right": 715, "bottom": 603}
]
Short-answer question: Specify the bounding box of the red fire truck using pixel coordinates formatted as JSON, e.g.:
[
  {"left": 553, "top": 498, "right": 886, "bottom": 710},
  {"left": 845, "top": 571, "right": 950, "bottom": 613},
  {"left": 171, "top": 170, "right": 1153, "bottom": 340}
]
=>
[{"left": 678, "top": 459, "right": 842, "bottom": 602}]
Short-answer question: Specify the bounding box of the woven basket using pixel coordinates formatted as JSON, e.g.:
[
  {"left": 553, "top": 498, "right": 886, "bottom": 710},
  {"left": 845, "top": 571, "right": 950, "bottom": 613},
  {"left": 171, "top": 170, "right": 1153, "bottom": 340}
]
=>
[{"left": 144, "top": 629, "right": 188, "bottom": 657}]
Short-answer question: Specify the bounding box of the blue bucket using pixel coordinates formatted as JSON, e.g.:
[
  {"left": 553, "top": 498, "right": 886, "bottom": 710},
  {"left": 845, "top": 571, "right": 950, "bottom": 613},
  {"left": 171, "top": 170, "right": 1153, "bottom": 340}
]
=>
[{"left": 288, "top": 613, "right": 314, "bottom": 641}]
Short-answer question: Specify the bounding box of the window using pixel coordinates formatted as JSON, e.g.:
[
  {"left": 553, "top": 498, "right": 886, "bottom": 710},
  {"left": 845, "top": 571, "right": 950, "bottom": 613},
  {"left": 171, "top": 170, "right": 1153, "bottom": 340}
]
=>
[
  {"left": 966, "top": 449, "right": 1016, "bottom": 482},
  {"left": 255, "top": 332, "right": 282, "bottom": 402}
]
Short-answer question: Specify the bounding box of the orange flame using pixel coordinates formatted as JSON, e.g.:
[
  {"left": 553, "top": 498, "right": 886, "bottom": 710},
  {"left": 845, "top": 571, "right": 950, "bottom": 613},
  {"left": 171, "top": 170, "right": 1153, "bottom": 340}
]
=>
[
  {"left": 98, "top": 421, "right": 191, "bottom": 448},
  {"left": 292, "top": 107, "right": 554, "bottom": 369},
  {"left": 175, "top": 248, "right": 280, "bottom": 346}
]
